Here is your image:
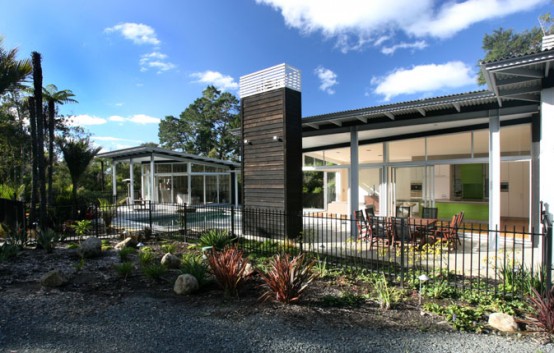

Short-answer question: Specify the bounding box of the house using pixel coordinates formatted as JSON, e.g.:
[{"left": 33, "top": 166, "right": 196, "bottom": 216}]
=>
[
  {"left": 239, "top": 38, "right": 554, "bottom": 235},
  {"left": 97, "top": 146, "right": 240, "bottom": 207}
]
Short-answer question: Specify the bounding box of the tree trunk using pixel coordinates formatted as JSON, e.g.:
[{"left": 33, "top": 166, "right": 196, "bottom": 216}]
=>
[
  {"left": 32, "top": 52, "right": 46, "bottom": 227},
  {"left": 47, "top": 100, "right": 55, "bottom": 208},
  {"left": 28, "top": 97, "right": 38, "bottom": 224}
]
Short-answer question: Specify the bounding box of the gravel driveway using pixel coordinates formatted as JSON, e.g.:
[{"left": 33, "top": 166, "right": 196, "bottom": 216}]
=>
[{"left": 1, "top": 286, "right": 553, "bottom": 353}]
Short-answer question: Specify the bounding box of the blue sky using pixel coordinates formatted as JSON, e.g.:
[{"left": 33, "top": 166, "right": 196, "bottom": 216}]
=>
[{"left": 0, "top": 0, "right": 551, "bottom": 151}]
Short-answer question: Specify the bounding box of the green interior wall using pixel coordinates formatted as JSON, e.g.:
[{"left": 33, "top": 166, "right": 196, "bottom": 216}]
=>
[
  {"left": 460, "top": 164, "right": 484, "bottom": 199},
  {"left": 435, "top": 201, "right": 488, "bottom": 222}
]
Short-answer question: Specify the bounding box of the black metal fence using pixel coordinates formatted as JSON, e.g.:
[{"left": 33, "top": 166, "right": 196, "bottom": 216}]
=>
[{"left": 19, "top": 200, "right": 552, "bottom": 298}]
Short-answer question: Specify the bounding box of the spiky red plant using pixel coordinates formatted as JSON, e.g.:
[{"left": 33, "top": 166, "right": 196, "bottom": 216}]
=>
[
  {"left": 207, "top": 246, "right": 248, "bottom": 298},
  {"left": 529, "top": 287, "right": 554, "bottom": 333},
  {"left": 258, "top": 253, "right": 317, "bottom": 304}
]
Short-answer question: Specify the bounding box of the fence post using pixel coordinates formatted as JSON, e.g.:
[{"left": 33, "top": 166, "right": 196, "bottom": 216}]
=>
[
  {"left": 399, "top": 218, "right": 405, "bottom": 288},
  {"left": 230, "top": 205, "right": 235, "bottom": 237},
  {"left": 148, "top": 200, "right": 153, "bottom": 232},
  {"left": 545, "top": 220, "right": 553, "bottom": 293},
  {"left": 183, "top": 203, "right": 188, "bottom": 241}
]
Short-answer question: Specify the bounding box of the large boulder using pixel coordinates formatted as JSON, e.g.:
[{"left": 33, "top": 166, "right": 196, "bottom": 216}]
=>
[
  {"left": 488, "top": 312, "right": 518, "bottom": 332},
  {"left": 161, "top": 253, "right": 181, "bottom": 269},
  {"left": 174, "top": 274, "right": 199, "bottom": 295},
  {"left": 80, "top": 237, "right": 102, "bottom": 258},
  {"left": 115, "top": 237, "right": 137, "bottom": 250},
  {"left": 40, "top": 270, "right": 67, "bottom": 287}
]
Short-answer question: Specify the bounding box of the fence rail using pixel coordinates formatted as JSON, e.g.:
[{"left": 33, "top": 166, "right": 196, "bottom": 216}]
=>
[{"left": 18, "top": 201, "right": 552, "bottom": 298}]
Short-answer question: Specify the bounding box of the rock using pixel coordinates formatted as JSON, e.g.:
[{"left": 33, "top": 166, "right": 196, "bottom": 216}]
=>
[
  {"left": 174, "top": 274, "right": 199, "bottom": 295},
  {"left": 488, "top": 312, "right": 518, "bottom": 332},
  {"left": 243, "top": 262, "right": 254, "bottom": 277},
  {"left": 80, "top": 237, "right": 102, "bottom": 258},
  {"left": 161, "top": 253, "right": 181, "bottom": 269},
  {"left": 115, "top": 237, "right": 138, "bottom": 250},
  {"left": 40, "top": 270, "right": 67, "bottom": 287}
]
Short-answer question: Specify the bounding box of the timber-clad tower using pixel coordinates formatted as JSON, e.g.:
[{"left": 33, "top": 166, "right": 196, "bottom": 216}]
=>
[{"left": 239, "top": 64, "right": 303, "bottom": 237}]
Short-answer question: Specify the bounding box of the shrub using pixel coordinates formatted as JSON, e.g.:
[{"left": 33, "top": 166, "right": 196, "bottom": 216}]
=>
[
  {"left": 3, "top": 223, "right": 27, "bottom": 248},
  {"left": 321, "top": 291, "right": 366, "bottom": 308},
  {"left": 0, "top": 243, "right": 19, "bottom": 261},
  {"left": 73, "top": 220, "right": 91, "bottom": 241},
  {"left": 142, "top": 263, "right": 167, "bottom": 281},
  {"left": 138, "top": 246, "right": 155, "bottom": 265},
  {"left": 161, "top": 242, "right": 177, "bottom": 254},
  {"left": 197, "top": 229, "right": 234, "bottom": 251},
  {"left": 36, "top": 228, "right": 62, "bottom": 253},
  {"left": 181, "top": 253, "right": 209, "bottom": 286},
  {"left": 119, "top": 247, "right": 136, "bottom": 261},
  {"left": 372, "top": 273, "right": 403, "bottom": 310},
  {"left": 528, "top": 287, "right": 554, "bottom": 333},
  {"left": 115, "top": 261, "right": 134, "bottom": 279},
  {"left": 258, "top": 253, "right": 317, "bottom": 304},
  {"left": 207, "top": 246, "right": 248, "bottom": 297}
]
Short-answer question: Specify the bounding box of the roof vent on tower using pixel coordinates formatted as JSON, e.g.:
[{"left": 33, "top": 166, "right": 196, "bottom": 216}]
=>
[
  {"left": 239, "top": 63, "right": 301, "bottom": 99},
  {"left": 540, "top": 15, "right": 554, "bottom": 50}
]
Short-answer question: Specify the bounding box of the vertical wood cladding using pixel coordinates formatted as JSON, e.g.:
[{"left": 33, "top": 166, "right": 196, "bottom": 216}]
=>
[{"left": 241, "top": 87, "right": 302, "bottom": 237}]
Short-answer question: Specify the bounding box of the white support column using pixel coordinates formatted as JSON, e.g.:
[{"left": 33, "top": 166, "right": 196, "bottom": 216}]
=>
[
  {"left": 541, "top": 88, "right": 554, "bottom": 229},
  {"left": 234, "top": 171, "right": 239, "bottom": 207},
  {"left": 111, "top": 161, "right": 117, "bottom": 202},
  {"left": 187, "top": 163, "right": 192, "bottom": 205},
  {"left": 323, "top": 171, "right": 328, "bottom": 209},
  {"left": 129, "top": 158, "right": 134, "bottom": 205},
  {"left": 489, "top": 111, "right": 501, "bottom": 247},
  {"left": 150, "top": 154, "right": 155, "bottom": 203},
  {"left": 381, "top": 143, "right": 389, "bottom": 217},
  {"left": 531, "top": 114, "right": 541, "bottom": 237},
  {"left": 349, "top": 128, "right": 359, "bottom": 217}
]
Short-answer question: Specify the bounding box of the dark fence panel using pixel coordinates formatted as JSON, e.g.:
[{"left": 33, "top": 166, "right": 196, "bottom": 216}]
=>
[{"left": 0, "top": 198, "right": 25, "bottom": 231}]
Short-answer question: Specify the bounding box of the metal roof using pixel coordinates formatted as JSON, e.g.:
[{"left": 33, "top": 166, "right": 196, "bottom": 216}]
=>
[{"left": 97, "top": 146, "right": 240, "bottom": 169}]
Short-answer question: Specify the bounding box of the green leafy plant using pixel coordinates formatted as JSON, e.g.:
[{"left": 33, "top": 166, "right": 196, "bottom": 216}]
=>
[
  {"left": 66, "top": 243, "right": 79, "bottom": 249},
  {"left": 207, "top": 246, "right": 248, "bottom": 298},
  {"left": 313, "top": 255, "right": 328, "bottom": 278},
  {"left": 142, "top": 263, "right": 167, "bottom": 281},
  {"left": 321, "top": 291, "right": 366, "bottom": 308},
  {"left": 372, "top": 273, "right": 403, "bottom": 310},
  {"left": 138, "top": 247, "right": 155, "bottom": 266},
  {"left": 98, "top": 198, "right": 116, "bottom": 231},
  {"left": 119, "top": 247, "right": 136, "bottom": 261},
  {"left": 258, "top": 253, "right": 318, "bottom": 304},
  {"left": 0, "top": 243, "right": 19, "bottom": 261},
  {"left": 422, "top": 279, "right": 457, "bottom": 299},
  {"left": 423, "top": 303, "right": 485, "bottom": 332},
  {"left": 161, "top": 242, "right": 177, "bottom": 254},
  {"left": 73, "top": 220, "right": 91, "bottom": 242},
  {"left": 197, "top": 229, "right": 235, "bottom": 251},
  {"left": 528, "top": 287, "right": 554, "bottom": 333},
  {"left": 4, "top": 223, "right": 27, "bottom": 249},
  {"left": 36, "top": 228, "right": 62, "bottom": 253},
  {"left": 180, "top": 253, "right": 209, "bottom": 286},
  {"left": 115, "top": 261, "right": 134, "bottom": 280}
]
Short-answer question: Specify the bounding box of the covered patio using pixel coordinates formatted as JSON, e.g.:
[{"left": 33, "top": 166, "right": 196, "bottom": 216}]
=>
[{"left": 97, "top": 146, "right": 240, "bottom": 207}]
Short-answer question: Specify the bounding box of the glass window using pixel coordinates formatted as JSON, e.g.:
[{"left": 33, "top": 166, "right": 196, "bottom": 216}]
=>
[
  {"left": 191, "top": 175, "right": 204, "bottom": 205},
  {"left": 501, "top": 124, "right": 531, "bottom": 156},
  {"left": 156, "top": 164, "right": 172, "bottom": 173},
  {"left": 173, "top": 175, "right": 188, "bottom": 203},
  {"left": 427, "top": 132, "right": 471, "bottom": 160},
  {"left": 192, "top": 164, "right": 204, "bottom": 172},
  {"left": 473, "top": 130, "right": 489, "bottom": 158},
  {"left": 205, "top": 175, "right": 218, "bottom": 203},
  {"left": 173, "top": 163, "right": 187, "bottom": 173},
  {"left": 389, "top": 138, "right": 425, "bottom": 162},
  {"left": 218, "top": 175, "right": 230, "bottom": 204},
  {"left": 359, "top": 143, "right": 383, "bottom": 164}
]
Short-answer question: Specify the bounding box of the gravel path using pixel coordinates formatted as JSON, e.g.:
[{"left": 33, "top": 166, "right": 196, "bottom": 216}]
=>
[{"left": 1, "top": 287, "right": 553, "bottom": 353}]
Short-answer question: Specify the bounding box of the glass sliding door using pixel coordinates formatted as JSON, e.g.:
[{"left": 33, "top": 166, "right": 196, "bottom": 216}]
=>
[
  {"left": 390, "top": 166, "right": 428, "bottom": 217},
  {"left": 359, "top": 168, "right": 381, "bottom": 215}
]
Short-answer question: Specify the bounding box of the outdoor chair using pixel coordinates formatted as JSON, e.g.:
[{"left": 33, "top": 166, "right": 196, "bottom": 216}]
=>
[
  {"left": 396, "top": 206, "right": 411, "bottom": 218},
  {"left": 365, "top": 216, "right": 391, "bottom": 249},
  {"left": 391, "top": 218, "right": 412, "bottom": 246},
  {"left": 431, "top": 212, "right": 464, "bottom": 250},
  {"left": 365, "top": 205, "right": 375, "bottom": 217},
  {"left": 354, "top": 210, "right": 371, "bottom": 239},
  {"left": 421, "top": 207, "right": 438, "bottom": 219}
]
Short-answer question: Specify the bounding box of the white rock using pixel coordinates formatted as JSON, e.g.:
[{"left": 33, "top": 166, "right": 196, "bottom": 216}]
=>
[
  {"left": 488, "top": 312, "right": 518, "bottom": 332},
  {"left": 80, "top": 237, "right": 102, "bottom": 258},
  {"left": 174, "top": 274, "right": 199, "bottom": 295},
  {"left": 40, "top": 270, "right": 67, "bottom": 287},
  {"left": 161, "top": 253, "right": 181, "bottom": 269},
  {"left": 115, "top": 237, "right": 137, "bottom": 250}
]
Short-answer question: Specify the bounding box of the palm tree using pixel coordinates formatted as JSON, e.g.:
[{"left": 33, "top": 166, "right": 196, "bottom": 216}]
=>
[
  {"left": 0, "top": 37, "right": 32, "bottom": 96},
  {"left": 43, "top": 84, "right": 77, "bottom": 207},
  {"left": 31, "top": 51, "right": 47, "bottom": 227},
  {"left": 59, "top": 138, "right": 101, "bottom": 218}
]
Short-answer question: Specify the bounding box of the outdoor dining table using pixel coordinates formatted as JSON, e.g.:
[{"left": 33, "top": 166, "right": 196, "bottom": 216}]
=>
[{"left": 408, "top": 217, "right": 439, "bottom": 243}]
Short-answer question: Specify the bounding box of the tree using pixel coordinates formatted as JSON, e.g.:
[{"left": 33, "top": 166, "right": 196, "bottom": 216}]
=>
[
  {"left": 43, "top": 84, "right": 77, "bottom": 207},
  {"left": 31, "top": 51, "right": 47, "bottom": 226},
  {"left": 59, "top": 138, "right": 101, "bottom": 218},
  {"left": 477, "top": 26, "right": 544, "bottom": 85},
  {"left": 0, "top": 37, "right": 32, "bottom": 96},
  {"left": 158, "top": 86, "right": 240, "bottom": 161}
]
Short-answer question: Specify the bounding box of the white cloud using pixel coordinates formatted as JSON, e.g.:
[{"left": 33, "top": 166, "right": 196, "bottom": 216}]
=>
[
  {"left": 108, "top": 114, "right": 160, "bottom": 124},
  {"left": 190, "top": 71, "right": 239, "bottom": 91},
  {"left": 139, "top": 51, "right": 176, "bottom": 73},
  {"left": 68, "top": 114, "right": 107, "bottom": 126},
  {"left": 371, "top": 61, "right": 476, "bottom": 101},
  {"left": 105, "top": 23, "right": 160, "bottom": 45},
  {"left": 314, "top": 66, "right": 338, "bottom": 95},
  {"left": 256, "top": 0, "right": 547, "bottom": 52},
  {"left": 381, "top": 40, "right": 428, "bottom": 55}
]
